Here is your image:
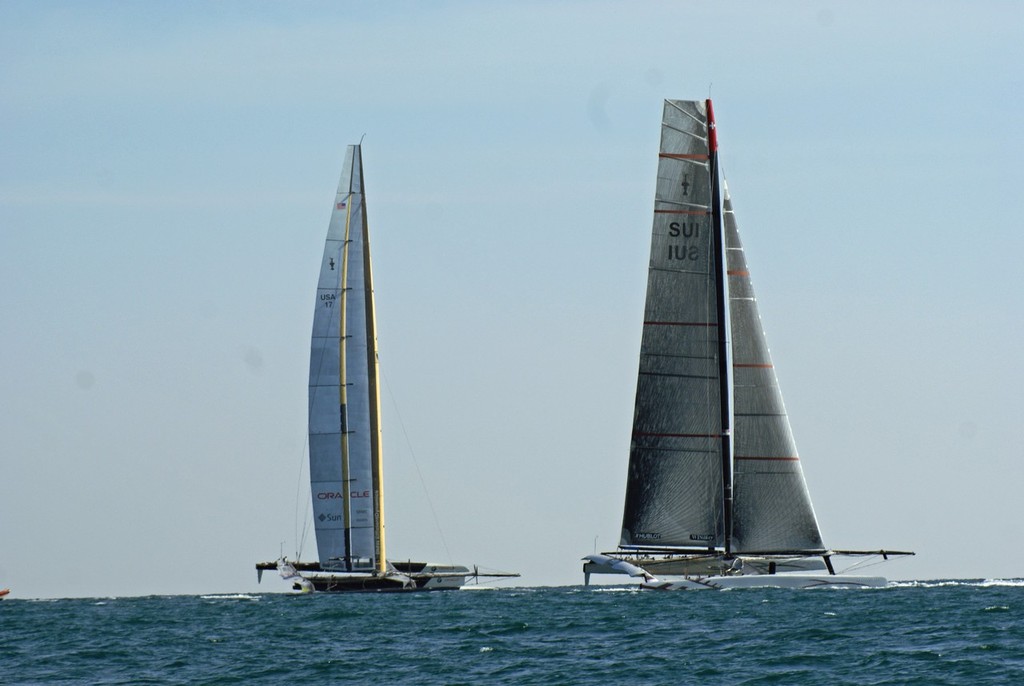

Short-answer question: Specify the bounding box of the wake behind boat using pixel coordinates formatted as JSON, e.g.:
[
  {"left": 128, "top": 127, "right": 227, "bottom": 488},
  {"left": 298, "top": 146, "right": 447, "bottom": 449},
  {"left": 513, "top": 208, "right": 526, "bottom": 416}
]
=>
[
  {"left": 583, "top": 100, "right": 912, "bottom": 591},
  {"left": 257, "top": 145, "right": 517, "bottom": 593}
]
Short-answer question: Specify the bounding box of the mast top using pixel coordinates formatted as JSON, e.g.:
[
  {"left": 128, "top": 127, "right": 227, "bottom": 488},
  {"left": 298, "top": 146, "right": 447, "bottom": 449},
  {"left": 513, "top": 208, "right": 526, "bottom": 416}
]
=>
[{"left": 706, "top": 99, "right": 718, "bottom": 153}]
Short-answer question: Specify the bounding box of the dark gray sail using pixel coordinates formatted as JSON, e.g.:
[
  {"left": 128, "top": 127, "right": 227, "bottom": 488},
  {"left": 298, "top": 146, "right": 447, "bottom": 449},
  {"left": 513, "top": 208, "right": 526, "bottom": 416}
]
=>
[
  {"left": 584, "top": 98, "right": 913, "bottom": 588},
  {"left": 620, "top": 100, "right": 725, "bottom": 549},
  {"left": 724, "top": 188, "right": 823, "bottom": 552}
]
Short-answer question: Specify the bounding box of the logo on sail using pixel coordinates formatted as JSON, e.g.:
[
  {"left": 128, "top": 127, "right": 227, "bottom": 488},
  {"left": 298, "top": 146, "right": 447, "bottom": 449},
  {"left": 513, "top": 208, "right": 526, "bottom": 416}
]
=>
[{"left": 634, "top": 532, "right": 662, "bottom": 540}]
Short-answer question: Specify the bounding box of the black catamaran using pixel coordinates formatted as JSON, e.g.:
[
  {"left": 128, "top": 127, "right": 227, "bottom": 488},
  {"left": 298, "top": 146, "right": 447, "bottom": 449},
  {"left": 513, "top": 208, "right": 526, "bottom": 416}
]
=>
[
  {"left": 257, "top": 145, "right": 517, "bottom": 592},
  {"left": 584, "top": 100, "right": 912, "bottom": 589}
]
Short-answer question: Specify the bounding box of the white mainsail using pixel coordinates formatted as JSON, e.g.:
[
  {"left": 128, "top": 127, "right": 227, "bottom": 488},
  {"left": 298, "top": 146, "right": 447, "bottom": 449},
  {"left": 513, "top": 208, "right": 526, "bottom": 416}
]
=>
[{"left": 308, "top": 144, "right": 386, "bottom": 573}]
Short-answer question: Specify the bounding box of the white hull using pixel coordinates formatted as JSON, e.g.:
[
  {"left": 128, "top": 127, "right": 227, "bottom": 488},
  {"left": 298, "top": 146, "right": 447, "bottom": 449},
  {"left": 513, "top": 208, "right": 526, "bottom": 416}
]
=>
[
  {"left": 303, "top": 563, "right": 469, "bottom": 592},
  {"left": 641, "top": 574, "right": 887, "bottom": 591},
  {"left": 583, "top": 554, "right": 893, "bottom": 591},
  {"left": 260, "top": 559, "right": 471, "bottom": 593}
]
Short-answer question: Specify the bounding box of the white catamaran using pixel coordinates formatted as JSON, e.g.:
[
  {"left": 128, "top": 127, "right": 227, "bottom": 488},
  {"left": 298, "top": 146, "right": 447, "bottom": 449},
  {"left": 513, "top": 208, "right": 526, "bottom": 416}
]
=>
[
  {"left": 584, "top": 100, "right": 912, "bottom": 590},
  {"left": 258, "top": 145, "right": 517, "bottom": 592}
]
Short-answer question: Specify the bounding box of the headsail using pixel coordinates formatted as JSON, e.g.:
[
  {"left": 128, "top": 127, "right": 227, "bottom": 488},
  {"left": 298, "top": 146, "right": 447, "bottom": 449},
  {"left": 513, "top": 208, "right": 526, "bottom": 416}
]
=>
[
  {"left": 724, "top": 188, "right": 823, "bottom": 552},
  {"left": 308, "top": 145, "right": 386, "bottom": 573},
  {"left": 620, "top": 100, "right": 726, "bottom": 549}
]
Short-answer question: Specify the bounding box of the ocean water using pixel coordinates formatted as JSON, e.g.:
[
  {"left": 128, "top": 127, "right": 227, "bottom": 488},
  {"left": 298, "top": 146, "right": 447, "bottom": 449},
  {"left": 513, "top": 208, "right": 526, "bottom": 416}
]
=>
[{"left": 3, "top": 581, "right": 1023, "bottom": 685}]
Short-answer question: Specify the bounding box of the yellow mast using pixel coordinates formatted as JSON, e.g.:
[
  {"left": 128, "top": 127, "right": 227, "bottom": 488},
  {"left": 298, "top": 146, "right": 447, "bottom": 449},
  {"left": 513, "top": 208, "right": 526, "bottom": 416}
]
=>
[
  {"left": 362, "top": 196, "right": 387, "bottom": 575},
  {"left": 338, "top": 196, "right": 353, "bottom": 564}
]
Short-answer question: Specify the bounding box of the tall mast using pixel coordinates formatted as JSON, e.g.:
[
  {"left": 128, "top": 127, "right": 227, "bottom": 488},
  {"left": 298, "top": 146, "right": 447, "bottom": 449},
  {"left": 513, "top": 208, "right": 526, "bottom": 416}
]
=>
[
  {"left": 338, "top": 196, "right": 354, "bottom": 570},
  {"left": 360, "top": 168, "right": 387, "bottom": 576},
  {"left": 706, "top": 99, "right": 733, "bottom": 555}
]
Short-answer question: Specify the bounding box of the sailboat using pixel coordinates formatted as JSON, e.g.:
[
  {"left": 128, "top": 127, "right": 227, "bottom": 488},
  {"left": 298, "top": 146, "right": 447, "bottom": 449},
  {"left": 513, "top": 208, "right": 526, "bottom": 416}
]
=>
[
  {"left": 257, "top": 145, "right": 518, "bottom": 592},
  {"left": 583, "top": 100, "right": 913, "bottom": 590}
]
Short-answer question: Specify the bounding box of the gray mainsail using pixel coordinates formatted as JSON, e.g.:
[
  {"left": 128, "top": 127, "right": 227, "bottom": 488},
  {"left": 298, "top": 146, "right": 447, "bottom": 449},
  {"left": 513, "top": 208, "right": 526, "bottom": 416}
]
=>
[
  {"left": 308, "top": 144, "right": 386, "bottom": 573},
  {"left": 620, "top": 100, "right": 725, "bottom": 548},
  {"left": 725, "top": 189, "right": 824, "bottom": 552}
]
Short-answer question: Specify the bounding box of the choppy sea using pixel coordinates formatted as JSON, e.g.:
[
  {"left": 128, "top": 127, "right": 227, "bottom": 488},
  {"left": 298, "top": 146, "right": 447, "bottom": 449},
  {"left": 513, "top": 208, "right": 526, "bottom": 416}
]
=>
[{"left": 3, "top": 580, "right": 1023, "bottom": 684}]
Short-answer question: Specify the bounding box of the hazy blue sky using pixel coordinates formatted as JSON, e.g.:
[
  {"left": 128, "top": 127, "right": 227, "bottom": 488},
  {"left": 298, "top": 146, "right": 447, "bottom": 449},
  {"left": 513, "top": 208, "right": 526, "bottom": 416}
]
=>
[{"left": 2, "top": 1, "right": 1022, "bottom": 598}]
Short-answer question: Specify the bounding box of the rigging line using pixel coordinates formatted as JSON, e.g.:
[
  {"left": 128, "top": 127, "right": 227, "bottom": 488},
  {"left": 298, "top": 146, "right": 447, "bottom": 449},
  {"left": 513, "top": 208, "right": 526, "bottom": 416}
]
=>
[
  {"left": 293, "top": 432, "right": 311, "bottom": 561},
  {"left": 380, "top": 366, "right": 455, "bottom": 567},
  {"left": 299, "top": 512, "right": 311, "bottom": 562},
  {"left": 840, "top": 554, "right": 891, "bottom": 574}
]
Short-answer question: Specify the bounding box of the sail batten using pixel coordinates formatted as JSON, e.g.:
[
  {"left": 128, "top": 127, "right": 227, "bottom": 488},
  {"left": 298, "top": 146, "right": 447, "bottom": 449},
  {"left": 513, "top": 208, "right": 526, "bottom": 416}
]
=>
[{"left": 654, "top": 209, "right": 711, "bottom": 214}]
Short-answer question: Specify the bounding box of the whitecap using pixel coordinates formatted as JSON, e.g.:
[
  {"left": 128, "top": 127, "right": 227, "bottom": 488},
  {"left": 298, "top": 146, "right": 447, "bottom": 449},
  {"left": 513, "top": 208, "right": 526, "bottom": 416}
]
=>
[{"left": 200, "top": 594, "right": 260, "bottom": 601}]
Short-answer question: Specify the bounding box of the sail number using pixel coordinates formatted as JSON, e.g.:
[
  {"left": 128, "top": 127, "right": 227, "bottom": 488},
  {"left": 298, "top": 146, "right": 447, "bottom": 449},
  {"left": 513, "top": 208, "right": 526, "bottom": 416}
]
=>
[
  {"left": 667, "top": 221, "right": 701, "bottom": 261},
  {"left": 320, "top": 293, "right": 336, "bottom": 308}
]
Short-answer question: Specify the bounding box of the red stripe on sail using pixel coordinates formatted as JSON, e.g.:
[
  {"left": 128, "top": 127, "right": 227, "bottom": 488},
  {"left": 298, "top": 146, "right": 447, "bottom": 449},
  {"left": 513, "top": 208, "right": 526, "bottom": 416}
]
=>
[
  {"left": 735, "top": 456, "right": 800, "bottom": 461},
  {"left": 633, "top": 431, "right": 723, "bottom": 439},
  {"left": 727, "top": 270, "right": 749, "bottom": 276},
  {"left": 659, "top": 153, "right": 710, "bottom": 161}
]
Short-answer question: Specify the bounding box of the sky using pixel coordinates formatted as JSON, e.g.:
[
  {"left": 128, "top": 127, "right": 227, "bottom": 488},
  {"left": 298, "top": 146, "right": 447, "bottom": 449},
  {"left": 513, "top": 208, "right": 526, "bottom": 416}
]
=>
[{"left": 2, "top": 1, "right": 1022, "bottom": 598}]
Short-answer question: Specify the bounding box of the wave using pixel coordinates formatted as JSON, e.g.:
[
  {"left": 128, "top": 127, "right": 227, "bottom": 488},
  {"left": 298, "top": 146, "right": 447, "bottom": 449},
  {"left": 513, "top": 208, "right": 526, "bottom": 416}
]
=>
[
  {"left": 889, "top": 578, "right": 1024, "bottom": 589},
  {"left": 199, "top": 594, "right": 261, "bottom": 601}
]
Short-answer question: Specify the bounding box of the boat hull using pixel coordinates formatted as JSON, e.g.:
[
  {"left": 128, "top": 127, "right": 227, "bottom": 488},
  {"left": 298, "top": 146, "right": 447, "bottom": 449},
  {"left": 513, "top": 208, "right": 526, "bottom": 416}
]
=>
[
  {"left": 640, "top": 574, "right": 888, "bottom": 591},
  {"left": 257, "top": 560, "right": 471, "bottom": 593},
  {"left": 303, "top": 565, "right": 469, "bottom": 593}
]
